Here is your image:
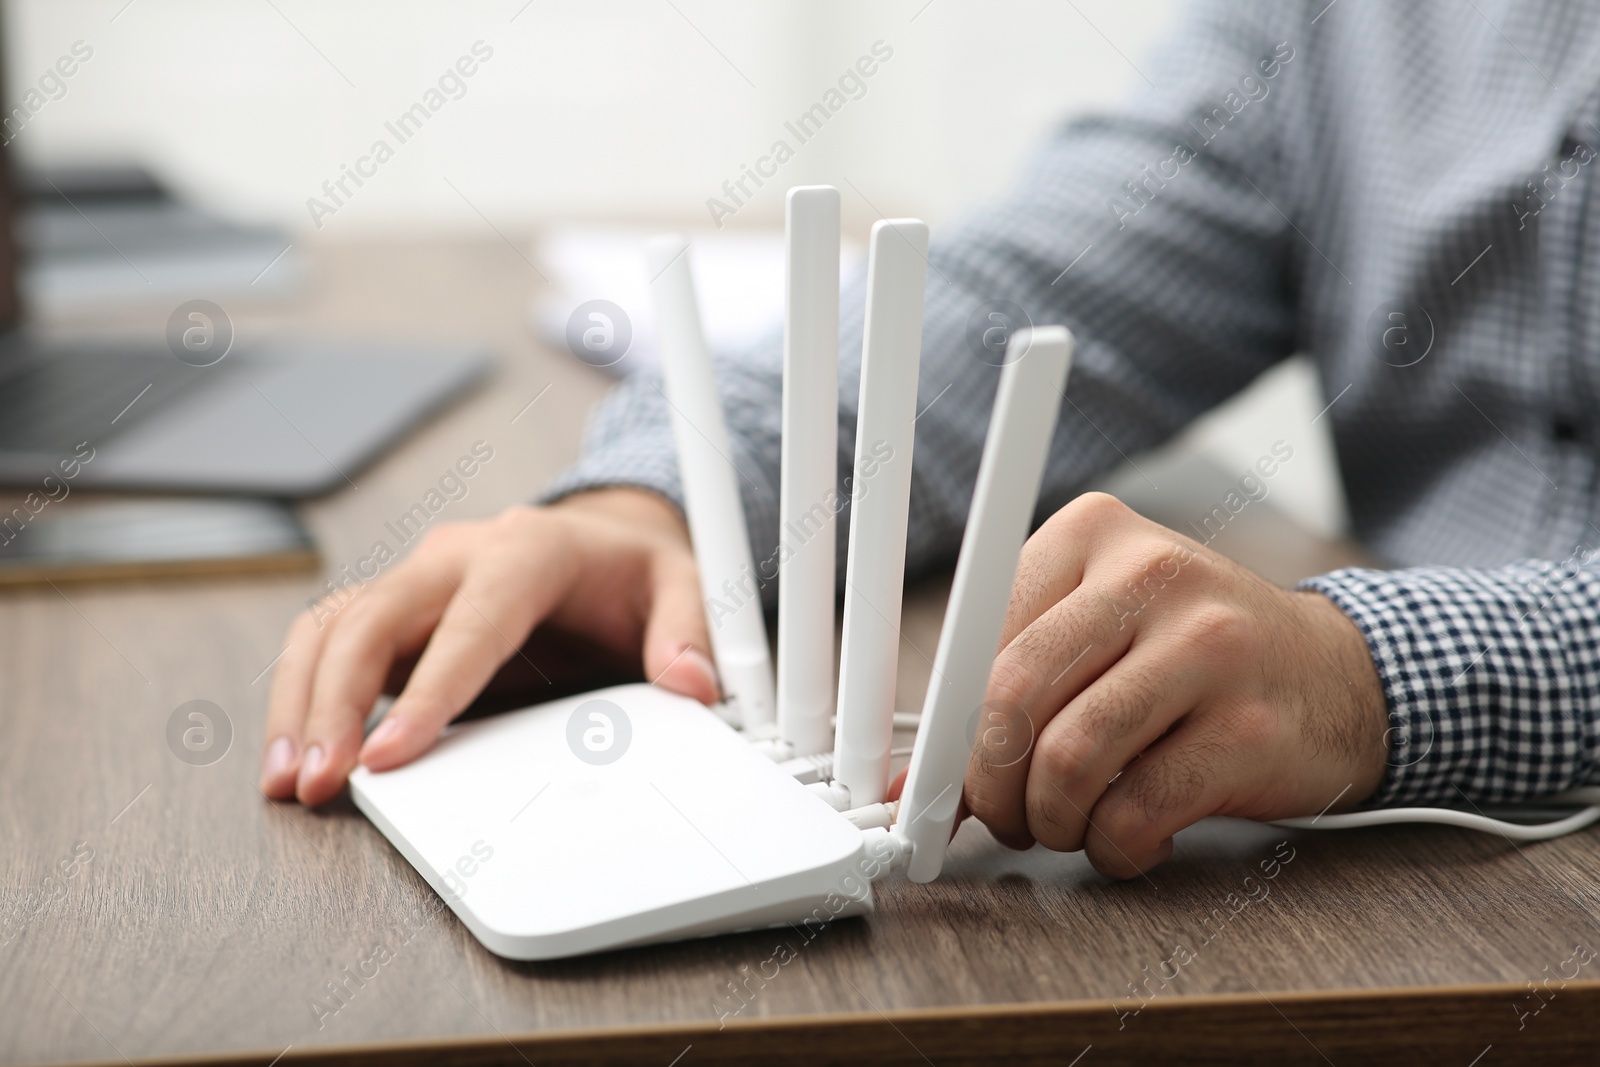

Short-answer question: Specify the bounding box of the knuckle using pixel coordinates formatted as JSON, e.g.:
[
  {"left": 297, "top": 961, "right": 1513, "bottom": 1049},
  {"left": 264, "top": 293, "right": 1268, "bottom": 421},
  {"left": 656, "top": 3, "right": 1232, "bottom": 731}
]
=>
[
  {"left": 414, "top": 520, "right": 464, "bottom": 553},
  {"left": 456, "top": 505, "right": 544, "bottom": 550},
  {"left": 1183, "top": 603, "right": 1248, "bottom": 657},
  {"left": 1009, "top": 540, "right": 1053, "bottom": 598},
  {"left": 1065, "top": 490, "right": 1128, "bottom": 529},
  {"left": 334, "top": 585, "right": 384, "bottom": 628},
  {"left": 986, "top": 656, "right": 1039, "bottom": 713},
  {"left": 1024, "top": 789, "right": 1082, "bottom": 850},
  {"left": 288, "top": 608, "right": 325, "bottom": 640},
  {"left": 1125, "top": 747, "right": 1212, "bottom": 825},
  {"left": 1021, "top": 510, "right": 1072, "bottom": 559},
  {"left": 1078, "top": 665, "right": 1164, "bottom": 744},
  {"left": 1091, "top": 792, "right": 1146, "bottom": 850},
  {"left": 1033, "top": 726, "right": 1095, "bottom": 786},
  {"left": 1115, "top": 546, "right": 1182, "bottom": 603},
  {"left": 1136, "top": 541, "right": 1184, "bottom": 582},
  {"left": 970, "top": 699, "right": 1036, "bottom": 772},
  {"left": 484, "top": 508, "right": 534, "bottom": 544},
  {"left": 493, "top": 503, "right": 543, "bottom": 532},
  {"left": 326, "top": 593, "right": 404, "bottom": 653},
  {"left": 1223, "top": 702, "right": 1278, "bottom": 754},
  {"left": 477, "top": 508, "right": 570, "bottom": 569}
]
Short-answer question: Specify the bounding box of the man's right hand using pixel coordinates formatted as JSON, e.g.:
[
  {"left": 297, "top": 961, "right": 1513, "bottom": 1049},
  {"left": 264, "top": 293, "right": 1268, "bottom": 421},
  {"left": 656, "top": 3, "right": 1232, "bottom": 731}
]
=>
[{"left": 258, "top": 488, "right": 719, "bottom": 807}]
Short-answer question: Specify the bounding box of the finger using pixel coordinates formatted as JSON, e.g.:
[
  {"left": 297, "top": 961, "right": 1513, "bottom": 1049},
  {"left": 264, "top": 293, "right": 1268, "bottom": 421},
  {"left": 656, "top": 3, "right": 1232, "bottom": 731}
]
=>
[
  {"left": 260, "top": 606, "right": 334, "bottom": 798},
  {"left": 1000, "top": 492, "right": 1155, "bottom": 647},
  {"left": 293, "top": 546, "right": 465, "bottom": 805},
  {"left": 354, "top": 517, "right": 582, "bottom": 776},
  {"left": 998, "top": 497, "right": 1094, "bottom": 646},
  {"left": 964, "top": 580, "right": 1142, "bottom": 845},
  {"left": 1023, "top": 642, "right": 1200, "bottom": 852},
  {"left": 1085, "top": 712, "right": 1248, "bottom": 878},
  {"left": 640, "top": 550, "right": 719, "bottom": 705}
]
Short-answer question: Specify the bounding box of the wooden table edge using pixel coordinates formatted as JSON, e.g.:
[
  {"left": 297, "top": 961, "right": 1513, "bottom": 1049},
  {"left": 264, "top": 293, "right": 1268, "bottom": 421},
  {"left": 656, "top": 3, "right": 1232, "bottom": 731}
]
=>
[{"left": 38, "top": 979, "right": 1600, "bottom": 1066}]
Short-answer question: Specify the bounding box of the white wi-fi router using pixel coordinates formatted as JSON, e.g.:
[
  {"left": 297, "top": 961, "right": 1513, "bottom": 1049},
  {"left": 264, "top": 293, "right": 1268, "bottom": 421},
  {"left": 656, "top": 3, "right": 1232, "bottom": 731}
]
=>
[{"left": 351, "top": 186, "right": 1074, "bottom": 960}]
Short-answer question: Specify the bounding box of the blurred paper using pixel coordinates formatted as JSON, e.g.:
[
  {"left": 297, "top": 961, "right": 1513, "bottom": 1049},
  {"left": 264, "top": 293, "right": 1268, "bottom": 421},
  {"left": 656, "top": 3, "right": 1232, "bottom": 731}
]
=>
[{"left": 530, "top": 226, "right": 860, "bottom": 375}]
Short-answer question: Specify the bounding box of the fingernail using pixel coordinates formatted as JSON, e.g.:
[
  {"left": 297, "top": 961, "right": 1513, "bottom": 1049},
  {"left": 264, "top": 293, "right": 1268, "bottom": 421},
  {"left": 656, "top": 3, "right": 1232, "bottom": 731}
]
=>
[
  {"left": 261, "top": 736, "right": 295, "bottom": 785},
  {"left": 363, "top": 716, "right": 403, "bottom": 757},
  {"left": 297, "top": 744, "right": 325, "bottom": 793}
]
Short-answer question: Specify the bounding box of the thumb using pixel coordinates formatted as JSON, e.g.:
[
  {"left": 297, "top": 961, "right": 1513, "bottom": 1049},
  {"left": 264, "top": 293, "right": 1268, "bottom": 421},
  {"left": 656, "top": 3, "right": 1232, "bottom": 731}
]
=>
[{"left": 641, "top": 554, "right": 721, "bottom": 705}]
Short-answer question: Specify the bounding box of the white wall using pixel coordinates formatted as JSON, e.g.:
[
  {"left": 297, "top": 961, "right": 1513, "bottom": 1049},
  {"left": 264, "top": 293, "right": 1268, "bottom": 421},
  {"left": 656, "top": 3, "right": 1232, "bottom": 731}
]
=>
[
  {"left": 5, "top": 0, "right": 1349, "bottom": 535},
  {"left": 6, "top": 0, "right": 1177, "bottom": 229}
]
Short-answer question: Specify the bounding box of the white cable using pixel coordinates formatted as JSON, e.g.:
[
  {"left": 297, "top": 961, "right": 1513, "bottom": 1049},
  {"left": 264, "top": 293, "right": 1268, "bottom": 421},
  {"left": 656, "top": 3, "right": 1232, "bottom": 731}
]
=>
[
  {"left": 796, "top": 727, "right": 1600, "bottom": 840},
  {"left": 1274, "top": 798, "right": 1600, "bottom": 842},
  {"left": 778, "top": 751, "right": 833, "bottom": 784},
  {"left": 747, "top": 735, "right": 793, "bottom": 761},
  {"left": 808, "top": 780, "right": 851, "bottom": 811},
  {"left": 843, "top": 800, "right": 899, "bottom": 830},
  {"left": 796, "top": 716, "right": 1600, "bottom": 842},
  {"left": 816, "top": 697, "right": 1600, "bottom": 843},
  {"left": 860, "top": 826, "right": 910, "bottom": 879},
  {"left": 829, "top": 712, "right": 921, "bottom": 729},
  {"left": 779, "top": 747, "right": 915, "bottom": 785}
]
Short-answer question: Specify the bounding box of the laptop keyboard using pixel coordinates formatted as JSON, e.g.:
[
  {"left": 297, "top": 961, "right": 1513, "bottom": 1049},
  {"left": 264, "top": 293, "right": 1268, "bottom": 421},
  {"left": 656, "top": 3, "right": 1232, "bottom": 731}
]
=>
[{"left": 0, "top": 350, "right": 217, "bottom": 451}]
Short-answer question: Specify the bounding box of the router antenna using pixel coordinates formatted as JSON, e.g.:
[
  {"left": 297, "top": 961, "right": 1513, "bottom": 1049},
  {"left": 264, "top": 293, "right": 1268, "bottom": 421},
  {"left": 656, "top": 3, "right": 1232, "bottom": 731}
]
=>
[
  {"left": 832, "top": 219, "right": 929, "bottom": 808},
  {"left": 777, "top": 187, "right": 841, "bottom": 758},
  {"left": 647, "top": 234, "right": 776, "bottom": 733},
  {"left": 896, "top": 326, "right": 1073, "bottom": 882}
]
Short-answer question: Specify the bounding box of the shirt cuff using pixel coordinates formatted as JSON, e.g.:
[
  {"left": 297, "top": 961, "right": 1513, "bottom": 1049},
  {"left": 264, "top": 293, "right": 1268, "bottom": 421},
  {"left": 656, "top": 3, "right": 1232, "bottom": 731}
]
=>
[{"left": 1298, "top": 564, "right": 1595, "bottom": 806}]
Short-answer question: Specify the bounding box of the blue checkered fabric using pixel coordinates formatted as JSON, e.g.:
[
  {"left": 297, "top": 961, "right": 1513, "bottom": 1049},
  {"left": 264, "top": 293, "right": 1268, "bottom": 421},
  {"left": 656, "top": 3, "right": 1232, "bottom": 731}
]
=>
[{"left": 544, "top": 0, "right": 1600, "bottom": 805}]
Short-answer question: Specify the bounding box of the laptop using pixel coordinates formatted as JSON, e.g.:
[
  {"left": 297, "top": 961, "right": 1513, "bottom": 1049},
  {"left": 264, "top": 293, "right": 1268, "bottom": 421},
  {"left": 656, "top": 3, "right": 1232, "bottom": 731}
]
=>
[{"left": 0, "top": 122, "right": 489, "bottom": 499}]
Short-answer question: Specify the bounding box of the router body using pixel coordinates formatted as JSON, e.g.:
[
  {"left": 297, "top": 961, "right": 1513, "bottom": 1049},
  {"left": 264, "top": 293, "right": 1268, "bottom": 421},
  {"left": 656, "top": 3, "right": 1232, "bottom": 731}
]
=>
[
  {"left": 350, "top": 683, "right": 871, "bottom": 961},
  {"left": 352, "top": 187, "right": 1074, "bottom": 961}
]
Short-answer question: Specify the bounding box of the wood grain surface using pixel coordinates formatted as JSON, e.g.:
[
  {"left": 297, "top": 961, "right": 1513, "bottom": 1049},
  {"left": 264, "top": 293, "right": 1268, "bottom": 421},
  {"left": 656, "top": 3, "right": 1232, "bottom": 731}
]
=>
[{"left": 2, "top": 239, "right": 1596, "bottom": 1066}]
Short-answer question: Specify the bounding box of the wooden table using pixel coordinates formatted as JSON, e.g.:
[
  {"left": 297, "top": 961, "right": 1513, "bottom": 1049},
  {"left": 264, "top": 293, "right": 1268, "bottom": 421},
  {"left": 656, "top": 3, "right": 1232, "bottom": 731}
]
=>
[{"left": 3, "top": 239, "right": 1598, "bottom": 1067}]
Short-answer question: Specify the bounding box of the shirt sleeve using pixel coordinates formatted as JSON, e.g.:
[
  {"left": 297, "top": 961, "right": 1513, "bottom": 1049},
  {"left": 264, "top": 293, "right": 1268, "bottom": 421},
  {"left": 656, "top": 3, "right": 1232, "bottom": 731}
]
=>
[
  {"left": 541, "top": 0, "right": 1309, "bottom": 599},
  {"left": 1300, "top": 559, "right": 1600, "bottom": 805}
]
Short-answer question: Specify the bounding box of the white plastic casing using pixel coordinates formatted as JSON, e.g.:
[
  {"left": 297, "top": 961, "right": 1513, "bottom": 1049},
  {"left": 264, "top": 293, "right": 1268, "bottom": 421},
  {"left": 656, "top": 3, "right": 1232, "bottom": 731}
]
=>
[
  {"left": 352, "top": 214, "right": 1076, "bottom": 961},
  {"left": 647, "top": 235, "right": 776, "bottom": 733},
  {"left": 777, "top": 187, "right": 841, "bottom": 758},
  {"left": 896, "top": 327, "right": 1073, "bottom": 882},
  {"left": 351, "top": 684, "right": 870, "bottom": 960},
  {"left": 832, "top": 219, "right": 928, "bottom": 808}
]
